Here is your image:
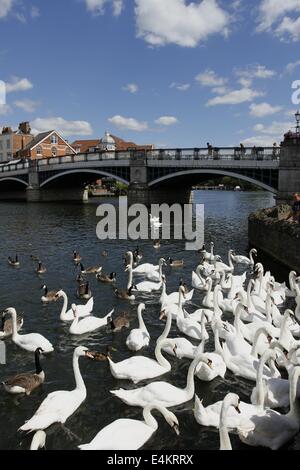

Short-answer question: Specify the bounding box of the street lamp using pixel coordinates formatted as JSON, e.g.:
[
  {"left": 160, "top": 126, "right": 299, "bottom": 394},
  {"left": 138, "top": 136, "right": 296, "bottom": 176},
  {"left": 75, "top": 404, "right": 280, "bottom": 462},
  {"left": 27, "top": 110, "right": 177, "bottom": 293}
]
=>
[{"left": 295, "top": 110, "right": 300, "bottom": 135}]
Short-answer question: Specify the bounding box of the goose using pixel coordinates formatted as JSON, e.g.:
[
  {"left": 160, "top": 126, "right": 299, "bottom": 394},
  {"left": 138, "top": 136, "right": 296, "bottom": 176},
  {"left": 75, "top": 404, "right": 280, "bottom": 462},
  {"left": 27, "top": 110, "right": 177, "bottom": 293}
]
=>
[
  {"left": 30, "top": 430, "right": 46, "bottom": 450},
  {"left": 108, "top": 311, "right": 173, "bottom": 384},
  {"left": 41, "top": 285, "right": 58, "bottom": 304},
  {"left": 8, "top": 255, "right": 20, "bottom": 267},
  {"left": 69, "top": 305, "right": 114, "bottom": 335},
  {"left": 192, "top": 265, "right": 208, "bottom": 291},
  {"left": 0, "top": 311, "right": 23, "bottom": 339},
  {"left": 4, "top": 308, "right": 53, "bottom": 353},
  {"left": 195, "top": 323, "right": 226, "bottom": 382},
  {"left": 114, "top": 286, "right": 135, "bottom": 301},
  {"left": 78, "top": 406, "right": 179, "bottom": 450},
  {"left": 231, "top": 248, "right": 257, "bottom": 267},
  {"left": 167, "top": 257, "right": 184, "bottom": 268},
  {"left": 219, "top": 394, "right": 241, "bottom": 451},
  {"left": 77, "top": 281, "right": 92, "bottom": 300},
  {"left": 89, "top": 346, "right": 114, "bottom": 361},
  {"left": 96, "top": 271, "right": 117, "bottom": 283},
  {"left": 110, "top": 352, "right": 211, "bottom": 408},
  {"left": 2, "top": 348, "right": 45, "bottom": 395},
  {"left": 109, "top": 312, "right": 130, "bottom": 332},
  {"left": 126, "top": 304, "right": 150, "bottom": 351},
  {"left": 36, "top": 262, "right": 46, "bottom": 275},
  {"left": 55, "top": 290, "right": 93, "bottom": 322},
  {"left": 80, "top": 263, "right": 102, "bottom": 275},
  {"left": 237, "top": 365, "right": 300, "bottom": 450},
  {"left": 73, "top": 251, "right": 82, "bottom": 264},
  {"left": 19, "top": 346, "right": 94, "bottom": 432}
]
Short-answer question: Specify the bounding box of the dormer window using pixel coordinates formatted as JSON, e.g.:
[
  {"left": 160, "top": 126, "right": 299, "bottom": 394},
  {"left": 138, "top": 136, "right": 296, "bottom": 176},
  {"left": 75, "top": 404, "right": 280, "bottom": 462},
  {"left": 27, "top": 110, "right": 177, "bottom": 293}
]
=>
[{"left": 51, "top": 134, "right": 58, "bottom": 145}]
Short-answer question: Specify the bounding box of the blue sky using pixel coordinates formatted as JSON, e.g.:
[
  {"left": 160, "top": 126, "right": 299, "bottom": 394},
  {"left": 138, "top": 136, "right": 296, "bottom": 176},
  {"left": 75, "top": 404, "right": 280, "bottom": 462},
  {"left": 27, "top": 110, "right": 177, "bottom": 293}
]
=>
[{"left": 1, "top": 0, "right": 300, "bottom": 147}]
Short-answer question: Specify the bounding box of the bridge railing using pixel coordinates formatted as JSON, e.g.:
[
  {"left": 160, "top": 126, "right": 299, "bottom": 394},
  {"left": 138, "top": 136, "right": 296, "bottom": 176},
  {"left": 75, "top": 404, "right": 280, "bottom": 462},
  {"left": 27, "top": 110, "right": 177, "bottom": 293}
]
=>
[
  {"left": 145, "top": 147, "right": 279, "bottom": 161},
  {"left": 37, "top": 151, "right": 131, "bottom": 167},
  {"left": 0, "top": 160, "right": 29, "bottom": 173}
]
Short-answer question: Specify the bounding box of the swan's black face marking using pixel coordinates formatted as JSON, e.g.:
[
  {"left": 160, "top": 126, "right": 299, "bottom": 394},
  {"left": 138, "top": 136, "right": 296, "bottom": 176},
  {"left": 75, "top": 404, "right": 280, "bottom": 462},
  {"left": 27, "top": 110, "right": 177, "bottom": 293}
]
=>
[
  {"left": 235, "top": 405, "right": 241, "bottom": 414},
  {"left": 267, "top": 335, "right": 273, "bottom": 344},
  {"left": 207, "top": 359, "right": 213, "bottom": 369},
  {"left": 173, "top": 345, "right": 178, "bottom": 357}
]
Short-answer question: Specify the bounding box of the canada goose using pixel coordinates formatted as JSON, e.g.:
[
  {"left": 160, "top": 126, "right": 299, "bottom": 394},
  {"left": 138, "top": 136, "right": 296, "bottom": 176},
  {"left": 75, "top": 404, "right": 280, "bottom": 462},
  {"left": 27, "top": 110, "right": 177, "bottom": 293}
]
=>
[
  {"left": 80, "top": 263, "right": 102, "bottom": 274},
  {"left": 114, "top": 286, "right": 135, "bottom": 301},
  {"left": 2, "top": 348, "right": 45, "bottom": 395},
  {"left": 96, "top": 271, "right": 117, "bottom": 283},
  {"left": 30, "top": 255, "right": 39, "bottom": 262},
  {"left": 101, "top": 250, "right": 108, "bottom": 257},
  {"left": 41, "top": 285, "right": 58, "bottom": 304},
  {"left": 167, "top": 257, "right": 184, "bottom": 268},
  {"left": 77, "top": 281, "right": 92, "bottom": 300},
  {"left": 8, "top": 255, "right": 20, "bottom": 267},
  {"left": 153, "top": 240, "right": 161, "bottom": 249},
  {"left": 0, "top": 311, "right": 23, "bottom": 339},
  {"left": 89, "top": 346, "right": 116, "bottom": 361},
  {"left": 73, "top": 251, "right": 82, "bottom": 264},
  {"left": 109, "top": 312, "right": 130, "bottom": 332},
  {"left": 36, "top": 262, "right": 46, "bottom": 275}
]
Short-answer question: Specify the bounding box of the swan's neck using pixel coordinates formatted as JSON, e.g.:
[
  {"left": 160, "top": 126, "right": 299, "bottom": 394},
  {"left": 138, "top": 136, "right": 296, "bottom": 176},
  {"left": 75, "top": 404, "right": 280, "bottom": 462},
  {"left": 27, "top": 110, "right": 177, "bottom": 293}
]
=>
[
  {"left": 228, "top": 251, "right": 234, "bottom": 269},
  {"left": 137, "top": 308, "right": 147, "bottom": 331},
  {"left": 251, "top": 329, "right": 266, "bottom": 358},
  {"left": 214, "top": 327, "right": 223, "bottom": 355},
  {"left": 234, "top": 309, "right": 242, "bottom": 336},
  {"left": 255, "top": 354, "right": 268, "bottom": 409},
  {"left": 213, "top": 290, "right": 222, "bottom": 321},
  {"left": 219, "top": 403, "right": 232, "bottom": 450},
  {"left": 160, "top": 282, "right": 167, "bottom": 302},
  {"left": 196, "top": 267, "right": 204, "bottom": 283},
  {"left": 127, "top": 267, "right": 133, "bottom": 290},
  {"left": 155, "top": 313, "right": 172, "bottom": 367},
  {"left": 201, "top": 313, "right": 207, "bottom": 340},
  {"left": 185, "top": 355, "right": 204, "bottom": 395},
  {"left": 265, "top": 294, "right": 273, "bottom": 323},
  {"left": 288, "top": 366, "right": 300, "bottom": 418},
  {"left": 60, "top": 292, "right": 68, "bottom": 319},
  {"left": 10, "top": 310, "right": 18, "bottom": 340},
  {"left": 249, "top": 250, "right": 255, "bottom": 265},
  {"left": 143, "top": 407, "right": 159, "bottom": 431},
  {"left": 247, "top": 282, "right": 255, "bottom": 310},
  {"left": 73, "top": 353, "right": 86, "bottom": 393}
]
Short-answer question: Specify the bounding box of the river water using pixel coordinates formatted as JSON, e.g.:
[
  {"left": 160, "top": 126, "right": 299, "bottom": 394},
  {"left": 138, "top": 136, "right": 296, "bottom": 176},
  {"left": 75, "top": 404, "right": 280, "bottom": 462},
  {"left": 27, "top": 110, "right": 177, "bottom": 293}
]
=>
[{"left": 0, "top": 190, "right": 297, "bottom": 451}]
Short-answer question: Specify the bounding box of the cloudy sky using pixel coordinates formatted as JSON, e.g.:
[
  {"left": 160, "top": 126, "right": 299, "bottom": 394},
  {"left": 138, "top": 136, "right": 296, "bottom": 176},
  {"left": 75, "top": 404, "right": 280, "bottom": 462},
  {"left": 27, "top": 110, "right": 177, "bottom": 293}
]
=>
[{"left": 0, "top": 0, "right": 300, "bottom": 147}]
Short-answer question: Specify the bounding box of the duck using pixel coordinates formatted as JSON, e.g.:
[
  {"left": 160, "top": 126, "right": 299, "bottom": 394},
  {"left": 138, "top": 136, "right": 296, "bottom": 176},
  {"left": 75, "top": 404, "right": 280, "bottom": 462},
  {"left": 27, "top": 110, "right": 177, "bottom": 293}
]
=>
[
  {"left": 73, "top": 251, "right": 82, "bottom": 264},
  {"left": 2, "top": 348, "right": 45, "bottom": 395},
  {"left": 167, "top": 257, "right": 184, "bottom": 268},
  {"left": 101, "top": 250, "right": 108, "bottom": 257},
  {"left": 30, "top": 430, "right": 46, "bottom": 450},
  {"left": 0, "top": 311, "right": 23, "bottom": 339},
  {"left": 78, "top": 406, "right": 179, "bottom": 450},
  {"left": 55, "top": 290, "right": 93, "bottom": 322},
  {"left": 126, "top": 304, "right": 150, "bottom": 351},
  {"left": 231, "top": 248, "right": 257, "bottom": 267},
  {"left": 41, "top": 285, "right": 58, "bottom": 304},
  {"left": 153, "top": 240, "right": 161, "bottom": 249},
  {"left": 219, "top": 394, "right": 241, "bottom": 450},
  {"left": 19, "top": 346, "right": 94, "bottom": 432},
  {"left": 108, "top": 311, "right": 173, "bottom": 384},
  {"left": 36, "top": 262, "right": 46, "bottom": 275},
  {"left": 109, "top": 312, "right": 130, "bottom": 332},
  {"left": 69, "top": 305, "right": 114, "bottom": 335},
  {"left": 4, "top": 308, "right": 54, "bottom": 353},
  {"left": 8, "top": 255, "right": 20, "bottom": 267},
  {"left": 89, "top": 346, "right": 115, "bottom": 361},
  {"left": 80, "top": 263, "right": 102, "bottom": 274},
  {"left": 77, "top": 281, "right": 92, "bottom": 300},
  {"left": 110, "top": 352, "right": 211, "bottom": 408},
  {"left": 96, "top": 271, "right": 117, "bottom": 284}
]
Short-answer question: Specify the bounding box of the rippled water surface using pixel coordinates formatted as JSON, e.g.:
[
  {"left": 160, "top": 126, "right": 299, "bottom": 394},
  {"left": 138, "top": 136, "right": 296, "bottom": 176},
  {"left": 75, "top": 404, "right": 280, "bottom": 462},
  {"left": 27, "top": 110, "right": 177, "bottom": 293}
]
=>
[{"left": 0, "top": 190, "right": 296, "bottom": 451}]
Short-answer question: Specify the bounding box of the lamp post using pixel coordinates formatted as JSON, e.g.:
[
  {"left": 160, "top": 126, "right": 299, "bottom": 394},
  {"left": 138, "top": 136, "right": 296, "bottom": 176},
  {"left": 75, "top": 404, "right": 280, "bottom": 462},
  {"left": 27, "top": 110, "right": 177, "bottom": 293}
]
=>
[{"left": 295, "top": 110, "right": 300, "bottom": 136}]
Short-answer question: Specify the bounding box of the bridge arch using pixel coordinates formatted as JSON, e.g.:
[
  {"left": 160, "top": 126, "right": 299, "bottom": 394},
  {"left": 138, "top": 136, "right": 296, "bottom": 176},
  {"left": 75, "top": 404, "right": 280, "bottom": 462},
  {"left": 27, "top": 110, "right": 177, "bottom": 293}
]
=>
[
  {"left": 148, "top": 169, "right": 278, "bottom": 194},
  {"left": 40, "top": 169, "right": 130, "bottom": 188},
  {"left": 0, "top": 177, "right": 28, "bottom": 187}
]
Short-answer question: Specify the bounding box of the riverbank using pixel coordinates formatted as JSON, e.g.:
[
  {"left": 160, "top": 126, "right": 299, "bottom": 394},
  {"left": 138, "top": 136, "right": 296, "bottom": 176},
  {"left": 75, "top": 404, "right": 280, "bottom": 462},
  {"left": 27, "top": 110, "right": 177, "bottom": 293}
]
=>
[{"left": 249, "top": 204, "right": 300, "bottom": 272}]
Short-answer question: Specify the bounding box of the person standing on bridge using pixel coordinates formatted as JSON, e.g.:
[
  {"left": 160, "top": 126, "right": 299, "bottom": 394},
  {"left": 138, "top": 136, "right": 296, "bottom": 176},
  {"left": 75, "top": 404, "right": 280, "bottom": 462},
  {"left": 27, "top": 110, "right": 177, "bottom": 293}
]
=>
[{"left": 207, "top": 142, "right": 213, "bottom": 158}]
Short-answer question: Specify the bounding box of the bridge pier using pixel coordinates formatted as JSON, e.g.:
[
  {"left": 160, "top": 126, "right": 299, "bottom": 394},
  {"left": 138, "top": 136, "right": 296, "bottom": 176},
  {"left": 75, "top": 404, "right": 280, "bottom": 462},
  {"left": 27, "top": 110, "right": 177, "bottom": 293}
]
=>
[{"left": 277, "top": 132, "right": 300, "bottom": 204}]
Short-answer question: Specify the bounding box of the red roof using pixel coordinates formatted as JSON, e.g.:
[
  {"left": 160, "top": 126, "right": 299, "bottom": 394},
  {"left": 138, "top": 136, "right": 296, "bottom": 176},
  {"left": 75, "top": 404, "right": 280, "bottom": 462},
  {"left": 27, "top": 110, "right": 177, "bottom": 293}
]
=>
[{"left": 71, "top": 135, "right": 153, "bottom": 153}]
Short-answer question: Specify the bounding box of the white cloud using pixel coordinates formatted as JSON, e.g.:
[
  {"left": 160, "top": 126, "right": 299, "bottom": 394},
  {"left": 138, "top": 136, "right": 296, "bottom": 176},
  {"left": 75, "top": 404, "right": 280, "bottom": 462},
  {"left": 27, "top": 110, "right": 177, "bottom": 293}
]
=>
[
  {"left": 170, "top": 82, "right": 190, "bottom": 91},
  {"left": 14, "top": 99, "right": 40, "bottom": 113},
  {"left": 122, "top": 83, "right": 139, "bottom": 94},
  {"left": 285, "top": 60, "right": 300, "bottom": 74},
  {"left": 0, "top": 0, "right": 13, "bottom": 19},
  {"left": 257, "top": 0, "right": 300, "bottom": 40},
  {"left": 195, "top": 69, "right": 227, "bottom": 87},
  {"left": 253, "top": 120, "right": 294, "bottom": 135},
  {"left": 108, "top": 115, "right": 148, "bottom": 131},
  {"left": 31, "top": 117, "right": 93, "bottom": 136},
  {"left": 155, "top": 116, "right": 178, "bottom": 126},
  {"left": 242, "top": 135, "right": 279, "bottom": 146},
  {"left": 85, "top": 0, "right": 123, "bottom": 16},
  {"left": 249, "top": 102, "right": 282, "bottom": 117},
  {"left": 0, "top": 104, "right": 12, "bottom": 115},
  {"left": 135, "top": 0, "right": 230, "bottom": 47},
  {"left": 207, "top": 88, "right": 264, "bottom": 106},
  {"left": 6, "top": 77, "right": 33, "bottom": 93},
  {"left": 236, "top": 64, "right": 276, "bottom": 81}
]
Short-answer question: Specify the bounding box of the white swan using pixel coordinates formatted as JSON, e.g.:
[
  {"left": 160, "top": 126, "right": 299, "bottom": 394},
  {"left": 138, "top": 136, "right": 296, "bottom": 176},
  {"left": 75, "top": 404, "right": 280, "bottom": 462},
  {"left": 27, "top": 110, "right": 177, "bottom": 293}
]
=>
[
  {"left": 213, "top": 250, "right": 234, "bottom": 273},
  {"left": 108, "top": 311, "right": 173, "bottom": 384},
  {"left": 30, "top": 431, "right": 46, "bottom": 450},
  {"left": 126, "top": 304, "right": 150, "bottom": 352},
  {"left": 176, "top": 287, "right": 208, "bottom": 341},
  {"left": 55, "top": 290, "right": 93, "bottom": 322},
  {"left": 219, "top": 394, "right": 241, "bottom": 451},
  {"left": 19, "top": 346, "right": 93, "bottom": 432},
  {"left": 110, "top": 353, "right": 211, "bottom": 408},
  {"left": 5, "top": 308, "right": 54, "bottom": 354},
  {"left": 69, "top": 305, "right": 114, "bottom": 335},
  {"left": 192, "top": 265, "right": 208, "bottom": 291},
  {"left": 195, "top": 324, "right": 226, "bottom": 382},
  {"left": 237, "top": 365, "right": 300, "bottom": 450},
  {"left": 133, "top": 260, "right": 165, "bottom": 291},
  {"left": 146, "top": 258, "right": 166, "bottom": 282},
  {"left": 78, "top": 406, "right": 179, "bottom": 450},
  {"left": 161, "top": 337, "right": 198, "bottom": 360},
  {"left": 201, "top": 242, "right": 215, "bottom": 262},
  {"left": 231, "top": 248, "right": 257, "bottom": 267},
  {"left": 160, "top": 276, "right": 194, "bottom": 309}
]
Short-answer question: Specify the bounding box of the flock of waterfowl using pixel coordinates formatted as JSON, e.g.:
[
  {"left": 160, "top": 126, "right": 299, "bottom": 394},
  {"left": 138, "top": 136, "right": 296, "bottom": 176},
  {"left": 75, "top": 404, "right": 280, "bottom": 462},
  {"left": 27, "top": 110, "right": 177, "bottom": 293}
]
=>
[{"left": 1, "top": 236, "right": 300, "bottom": 451}]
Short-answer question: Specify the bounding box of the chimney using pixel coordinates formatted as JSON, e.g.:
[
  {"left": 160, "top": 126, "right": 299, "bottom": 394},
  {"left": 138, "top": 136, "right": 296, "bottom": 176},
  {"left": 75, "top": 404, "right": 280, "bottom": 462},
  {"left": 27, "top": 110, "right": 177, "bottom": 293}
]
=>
[{"left": 18, "top": 121, "right": 31, "bottom": 135}]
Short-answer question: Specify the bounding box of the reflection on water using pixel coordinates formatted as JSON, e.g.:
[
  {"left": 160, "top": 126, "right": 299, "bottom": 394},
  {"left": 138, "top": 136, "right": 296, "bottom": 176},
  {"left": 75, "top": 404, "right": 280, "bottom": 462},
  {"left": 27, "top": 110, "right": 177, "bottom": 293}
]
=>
[{"left": 0, "top": 190, "right": 295, "bottom": 450}]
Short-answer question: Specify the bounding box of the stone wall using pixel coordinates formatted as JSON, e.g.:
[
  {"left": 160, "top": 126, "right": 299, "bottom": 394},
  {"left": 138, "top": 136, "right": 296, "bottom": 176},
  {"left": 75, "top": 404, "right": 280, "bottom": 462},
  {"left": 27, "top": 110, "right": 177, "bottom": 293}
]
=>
[{"left": 248, "top": 204, "right": 300, "bottom": 272}]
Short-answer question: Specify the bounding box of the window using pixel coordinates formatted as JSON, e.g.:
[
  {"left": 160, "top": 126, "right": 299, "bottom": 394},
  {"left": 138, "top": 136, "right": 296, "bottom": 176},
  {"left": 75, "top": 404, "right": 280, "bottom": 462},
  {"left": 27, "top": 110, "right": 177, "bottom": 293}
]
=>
[
  {"left": 51, "top": 147, "right": 57, "bottom": 157},
  {"left": 6, "top": 139, "right": 11, "bottom": 149},
  {"left": 51, "top": 134, "right": 58, "bottom": 145},
  {"left": 36, "top": 146, "right": 42, "bottom": 157},
  {"left": 0, "top": 141, "right": 2, "bottom": 150}
]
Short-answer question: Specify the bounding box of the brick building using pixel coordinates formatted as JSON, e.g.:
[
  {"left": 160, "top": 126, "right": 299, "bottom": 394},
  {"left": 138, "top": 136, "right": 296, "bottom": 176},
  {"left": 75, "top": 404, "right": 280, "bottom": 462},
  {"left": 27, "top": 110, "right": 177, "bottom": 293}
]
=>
[
  {"left": 0, "top": 122, "right": 33, "bottom": 162},
  {"left": 72, "top": 131, "right": 154, "bottom": 154},
  {"left": 19, "top": 130, "right": 76, "bottom": 160}
]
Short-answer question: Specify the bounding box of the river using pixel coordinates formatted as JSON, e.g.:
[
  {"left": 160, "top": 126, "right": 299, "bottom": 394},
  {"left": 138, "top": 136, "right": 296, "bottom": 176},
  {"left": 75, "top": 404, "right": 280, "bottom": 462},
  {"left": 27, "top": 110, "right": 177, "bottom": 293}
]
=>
[{"left": 0, "top": 190, "right": 297, "bottom": 451}]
